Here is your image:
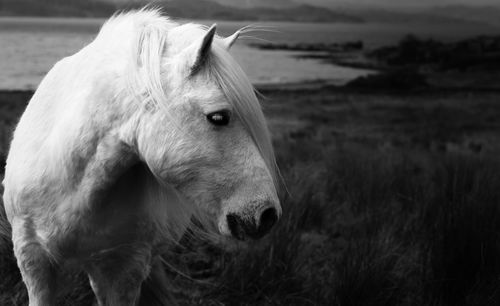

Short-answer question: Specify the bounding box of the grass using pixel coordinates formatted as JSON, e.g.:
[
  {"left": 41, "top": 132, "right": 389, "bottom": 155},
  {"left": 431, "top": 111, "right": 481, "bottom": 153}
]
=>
[{"left": 1, "top": 87, "right": 500, "bottom": 305}]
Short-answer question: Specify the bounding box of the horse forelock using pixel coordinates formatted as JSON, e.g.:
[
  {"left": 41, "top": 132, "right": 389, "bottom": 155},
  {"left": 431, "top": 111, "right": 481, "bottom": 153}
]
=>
[{"left": 207, "top": 44, "right": 279, "bottom": 189}]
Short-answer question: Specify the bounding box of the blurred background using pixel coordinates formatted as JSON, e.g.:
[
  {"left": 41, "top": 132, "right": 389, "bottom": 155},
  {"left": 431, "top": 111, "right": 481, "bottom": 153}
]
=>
[
  {"left": 1, "top": 0, "right": 500, "bottom": 89},
  {"left": 1, "top": 0, "right": 500, "bottom": 305}
]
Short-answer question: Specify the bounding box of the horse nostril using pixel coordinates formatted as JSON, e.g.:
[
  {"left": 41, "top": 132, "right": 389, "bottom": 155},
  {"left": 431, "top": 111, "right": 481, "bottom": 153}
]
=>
[
  {"left": 256, "top": 207, "right": 278, "bottom": 238},
  {"left": 226, "top": 213, "right": 245, "bottom": 241},
  {"left": 227, "top": 208, "right": 278, "bottom": 240}
]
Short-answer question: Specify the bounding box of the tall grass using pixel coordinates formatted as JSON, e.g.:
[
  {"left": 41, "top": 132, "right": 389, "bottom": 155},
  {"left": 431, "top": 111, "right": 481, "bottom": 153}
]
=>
[
  {"left": 158, "top": 134, "right": 500, "bottom": 305},
  {"left": 1, "top": 89, "right": 500, "bottom": 305}
]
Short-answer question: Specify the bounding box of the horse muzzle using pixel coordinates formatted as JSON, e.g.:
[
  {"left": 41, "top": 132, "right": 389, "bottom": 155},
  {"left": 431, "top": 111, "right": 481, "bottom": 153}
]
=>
[{"left": 225, "top": 204, "right": 280, "bottom": 240}]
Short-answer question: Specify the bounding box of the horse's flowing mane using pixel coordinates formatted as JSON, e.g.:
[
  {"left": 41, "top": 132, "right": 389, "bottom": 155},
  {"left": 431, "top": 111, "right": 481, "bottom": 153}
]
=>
[{"left": 91, "top": 9, "right": 278, "bottom": 240}]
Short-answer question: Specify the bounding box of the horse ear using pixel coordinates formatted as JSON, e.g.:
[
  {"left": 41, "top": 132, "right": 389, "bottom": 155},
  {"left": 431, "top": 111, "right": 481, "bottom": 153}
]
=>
[
  {"left": 223, "top": 30, "right": 240, "bottom": 50},
  {"left": 188, "top": 24, "right": 217, "bottom": 75}
]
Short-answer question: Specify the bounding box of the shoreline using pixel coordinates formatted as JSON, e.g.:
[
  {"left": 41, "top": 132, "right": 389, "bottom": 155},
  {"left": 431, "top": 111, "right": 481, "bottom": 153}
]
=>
[{"left": 3, "top": 80, "right": 500, "bottom": 99}]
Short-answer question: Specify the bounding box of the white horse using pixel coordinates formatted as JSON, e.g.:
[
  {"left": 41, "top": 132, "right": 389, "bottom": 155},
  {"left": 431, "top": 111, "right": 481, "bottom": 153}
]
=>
[{"left": 2, "top": 9, "right": 281, "bottom": 306}]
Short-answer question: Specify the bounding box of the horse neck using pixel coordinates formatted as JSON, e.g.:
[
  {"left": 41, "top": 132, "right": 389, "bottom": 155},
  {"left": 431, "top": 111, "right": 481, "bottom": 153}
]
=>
[{"left": 51, "top": 83, "right": 141, "bottom": 204}]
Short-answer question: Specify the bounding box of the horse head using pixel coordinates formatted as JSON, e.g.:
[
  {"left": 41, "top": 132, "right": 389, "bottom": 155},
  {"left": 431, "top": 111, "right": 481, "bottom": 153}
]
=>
[{"left": 125, "top": 22, "right": 281, "bottom": 241}]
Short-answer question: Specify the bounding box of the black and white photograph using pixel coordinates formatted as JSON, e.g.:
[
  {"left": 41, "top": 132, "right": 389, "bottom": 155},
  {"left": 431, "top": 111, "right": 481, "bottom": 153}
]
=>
[{"left": 1, "top": 0, "right": 500, "bottom": 305}]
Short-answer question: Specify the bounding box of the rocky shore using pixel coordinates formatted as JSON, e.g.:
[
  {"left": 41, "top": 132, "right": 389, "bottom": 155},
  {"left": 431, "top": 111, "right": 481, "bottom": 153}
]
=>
[{"left": 250, "top": 34, "right": 500, "bottom": 90}]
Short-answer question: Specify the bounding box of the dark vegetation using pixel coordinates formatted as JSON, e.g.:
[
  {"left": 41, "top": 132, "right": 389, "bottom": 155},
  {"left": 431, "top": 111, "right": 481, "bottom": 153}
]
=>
[
  {"left": 369, "top": 35, "right": 500, "bottom": 71},
  {"left": 355, "top": 35, "right": 500, "bottom": 90},
  {"left": 1, "top": 85, "right": 500, "bottom": 305},
  {"left": 250, "top": 41, "right": 364, "bottom": 53},
  {"left": 0, "top": 91, "right": 30, "bottom": 168},
  {"left": 0, "top": 0, "right": 363, "bottom": 23}
]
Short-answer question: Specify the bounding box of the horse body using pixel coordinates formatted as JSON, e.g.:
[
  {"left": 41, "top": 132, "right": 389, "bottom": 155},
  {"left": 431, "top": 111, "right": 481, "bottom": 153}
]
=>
[
  {"left": 2, "top": 10, "right": 280, "bottom": 305},
  {"left": 4, "top": 15, "right": 157, "bottom": 305}
]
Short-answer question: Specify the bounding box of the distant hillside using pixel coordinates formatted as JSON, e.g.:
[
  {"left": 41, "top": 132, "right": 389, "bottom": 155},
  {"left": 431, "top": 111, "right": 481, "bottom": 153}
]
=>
[
  {"left": 0, "top": 0, "right": 116, "bottom": 17},
  {"left": 292, "top": 0, "right": 500, "bottom": 26},
  {"left": 423, "top": 5, "right": 500, "bottom": 27},
  {"left": 293, "top": 0, "right": 500, "bottom": 10},
  {"left": 308, "top": 6, "right": 497, "bottom": 27},
  {"left": 211, "top": 0, "right": 295, "bottom": 9},
  {"left": 146, "top": 0, "right": 362, "bottom": 23},
  {"left": 0, "top": 0, "right": 363, "bottom": 23}
]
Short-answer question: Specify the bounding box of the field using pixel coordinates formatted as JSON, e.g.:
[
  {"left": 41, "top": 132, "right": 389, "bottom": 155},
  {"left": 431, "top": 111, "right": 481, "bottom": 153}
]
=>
[{"left": 1, "top": 85, "right": 500, "bottom": 305}]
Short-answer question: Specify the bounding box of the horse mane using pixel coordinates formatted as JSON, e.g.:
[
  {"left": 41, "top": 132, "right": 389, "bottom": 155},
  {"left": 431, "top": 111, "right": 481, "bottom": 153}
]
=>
[
  {"left": 93, "top": 9, "right": 278, "bottom": 240},
  {"left": 94, "top": 8, "right": 174, "bottom": 108}
]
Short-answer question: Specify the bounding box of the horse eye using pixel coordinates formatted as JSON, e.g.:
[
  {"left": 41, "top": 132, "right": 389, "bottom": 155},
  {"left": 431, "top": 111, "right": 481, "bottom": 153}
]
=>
[{"left": 207, "top": 111, "right": 230, "bottom": 126}]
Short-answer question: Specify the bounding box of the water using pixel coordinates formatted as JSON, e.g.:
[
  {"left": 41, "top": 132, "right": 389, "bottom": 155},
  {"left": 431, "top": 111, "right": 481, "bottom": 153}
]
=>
[{"left": 0, "top": 17, "right": 499, "bottom": 90}]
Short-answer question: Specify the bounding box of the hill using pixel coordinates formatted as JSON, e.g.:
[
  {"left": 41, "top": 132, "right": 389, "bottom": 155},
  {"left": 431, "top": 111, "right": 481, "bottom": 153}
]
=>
[
  {"left": 0, "top": 0, "right": 363, "bottom": 23},
  {"left": 0, "top": 0, "right": 116, "bottom": 17},
  {"left": 211, "top": 0, "right": 295, "bottom": 9},
  {"left": 292, "top": 0, "right": 500, "bottom": 26},
  {"left": 145, "top": 0, "right": 363, "bottom": 23},
  {"left": 423, "top": 5, "right": 500, "bottom": 27},
  {"left": 339, "top": 7, "right": 492, "bottom": 26}
]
